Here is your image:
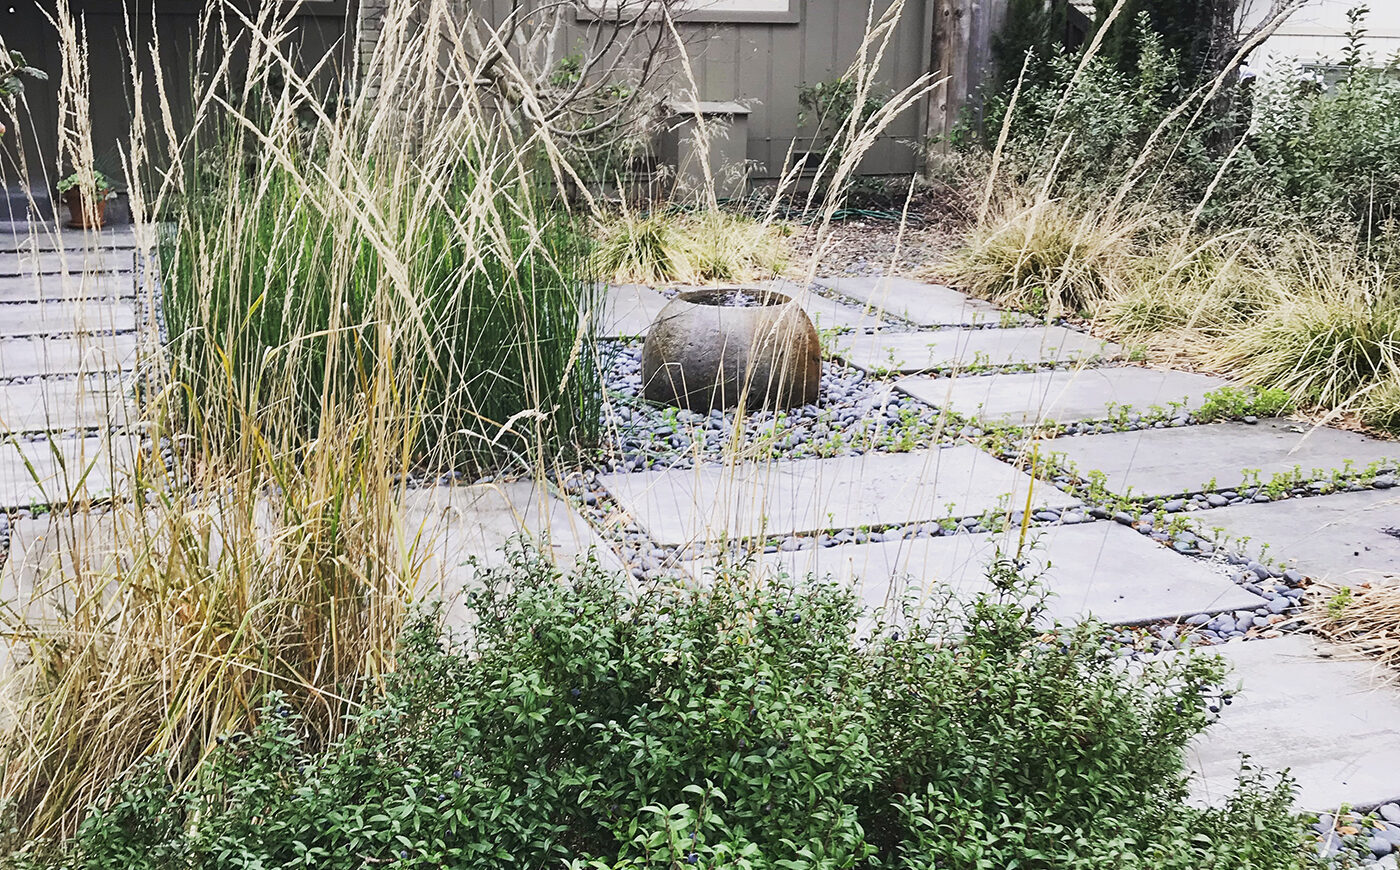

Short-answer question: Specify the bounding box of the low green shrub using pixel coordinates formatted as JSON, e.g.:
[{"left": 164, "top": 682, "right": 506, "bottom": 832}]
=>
[
  {"left": 31, "top": 550, "right": 1308, "bottom": 869},
  {"left": 1215, "top": 8, "right": 1400, "bottom": 238}
]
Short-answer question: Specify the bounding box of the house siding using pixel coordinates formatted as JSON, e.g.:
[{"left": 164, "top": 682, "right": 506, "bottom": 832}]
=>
[
  {"left": 357, "top": 1, "right": 933, "bottom": 178},
  {"left": 1244, "top": 0, "right": 1400, "bottom": 71}
]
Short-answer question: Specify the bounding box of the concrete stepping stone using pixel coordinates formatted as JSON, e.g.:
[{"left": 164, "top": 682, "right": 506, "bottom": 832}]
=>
[
  {"left": 0, "top": 435, "right": 139, "bottom": 509},
  {"left": 0, "top": 511, "right": 130, "bottom": 612},
  {"left": 1203, "top": 489, "right": 1400, "bottom": 585},
  {"left": 594, "top": 285, "right": 669, "bottom": 338},
  {"left": 899, "top": 367, "right": 1232, "bottom": 426},
  {"left": 1189, "top": 635, "right": 1400, "bottom": 810},
  {"left": 1051, "top": 419, "right": 1400, "bottom": 500},
  {"left": 0, "top": 222, "right": 138, "bottom": 253},
  {"left": 686, "top": 522, "right": 1264, "bottom": 626},
  {"left": 835, "top": 327, "right": 1121, "bottom": 375},
  {"left": 0, "top": 334, "right": 139, "bottom": 378},
  {"left": 0, "top": 248, "right": 133, "bottom": 277},
  {"left": 0, "top": 273, "right": 137, "bottom": 303},
  {"left": 0, "top": 377, "right": 136, "bottom": 433},
  {"left": 400, "top": 481, "right": 622, "bottom": 628},
  {"left": 765, "top": 279, "right": 884, "bottom": 331},
  {"left": 0, "top": 300, "right": 137, "bottom": 337},
  {"left": 598, "top": 446, "right": 1080, "bottom": 548},
  {"left": 813, "top": 276, "right": 1007, "bottom": 327}
]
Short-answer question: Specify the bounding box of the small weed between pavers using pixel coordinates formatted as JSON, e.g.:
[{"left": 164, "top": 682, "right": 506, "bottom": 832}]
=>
[{"left": 1195, "top": 386, "right": 1296, "bottom": 423}]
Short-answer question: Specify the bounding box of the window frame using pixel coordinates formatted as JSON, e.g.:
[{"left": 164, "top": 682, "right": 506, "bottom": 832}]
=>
[{"left": 576, "top": 0, "right": 800, "bottom": 25}]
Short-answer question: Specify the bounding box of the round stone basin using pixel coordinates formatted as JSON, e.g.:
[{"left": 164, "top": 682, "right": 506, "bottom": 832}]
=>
[{"left": 641, "top": 287, "right": 822, "bottom": 412}]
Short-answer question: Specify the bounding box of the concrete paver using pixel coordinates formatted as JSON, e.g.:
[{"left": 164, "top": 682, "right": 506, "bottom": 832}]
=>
[
  {"left": 0, "top": 273, "right": 137, "bottom": 303},
  {"left": 835, "top": 327, "right": 1121, "bottom": 374},
  {"left": 0, "top": 434, "right": 139, "bottom": 509},
  {"left": 0, "top": 334, "right": 139, "bottom": 377},
  {"left": 401, "top": 481, "right": 622, "bottom": 627},
  {"left": 686, "top": 522, "right": 1265, "bottom": 625},
  {"left": 1190, "top": 635, "right": 1400, "bottom": 810},
  {"left": 813, "top": 276, "right": 1007, "bottom": 326},
  {"left": 766, "top": 279, "right": 885, "bottom": 331},
  {"left": 600, "top": 445, "right": 1080, "bottom": 548},
  {"left": 0, "top": 222, "right": 138, "bottom": 253},
  {"left": 0, "top": 377, "right": 134, "bottom": 433},
  {"left": 1051, "top": 419, "right": 1400, "bottom": 499},
  {"left": 899, "top": 367, "right": 1233, "bottom": 426},
  {"left": 1204, "top": 489, "right": 1400, "bottom": 585},
  {"left": 0, "top": 300, "right": 137, "bottom": 337},
  {"left": 595, "top": 285, "right": 670, "bottom": 338},
  {"left": 2, "top": 248, "right": 133, "bottom": 277}
]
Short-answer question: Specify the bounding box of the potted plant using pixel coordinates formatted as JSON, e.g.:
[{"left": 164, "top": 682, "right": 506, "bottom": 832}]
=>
[{"left": 56, "top": 170, "right": 116, "bottom": 229}]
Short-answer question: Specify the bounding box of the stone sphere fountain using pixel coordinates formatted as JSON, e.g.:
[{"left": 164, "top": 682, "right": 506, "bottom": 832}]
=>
[{"left": 641, "top": 287, "right": 822, "bottom": 412}]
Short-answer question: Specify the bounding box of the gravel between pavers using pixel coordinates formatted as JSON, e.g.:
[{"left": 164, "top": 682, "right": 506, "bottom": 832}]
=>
[{"left": 598, "top": 342, "right": 955, "bottom": 472}]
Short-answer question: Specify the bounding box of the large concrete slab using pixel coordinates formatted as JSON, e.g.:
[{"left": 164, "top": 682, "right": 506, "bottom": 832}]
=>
[
  {"left": 0, "top": 248, "right": 133, "bottom": 277},
  {"left": 0, "top": 511, "right": 130, "bottom": 613},
  {"left": 813, "top": 276, "right": 1007, "bottom": 327},
  {"left": 835, "top": 327, "right": 1121, "bottom": 374},
  {"left": 1189, "top": 635, "right": 1400, "bottom": 810},
  {"left": 0, "top": 377, "right": 136, "bottom": 433},
  {"left": 401, "top": 481, "right": 622, "bottom": 627},
  {"left": 594, "top": 285, "right": 669, "bottom": 338},
  {"left": 766, "top": 279, "right": 885, "bottom": 331},
  {"left": 899, "top": 367, "right": 1233, "bottom": 426},
  {"left": 0, "top": 300, "right": 137, "bottom": 337},
  {"left": 1052, "top": 420, "right": 1400, "bottom": 499},
  {"left": 0, "top": 273, "right": 137, "bottom": 303},
  {"left": 0, "top": 435, "right": 139, "bottom": 508},
  {"left": 1205, "top": 489, "right": 1400, "bottom": 585},
  {"left": 599, "top": 446, "right": 1081, "bottom": 548},
  {"left": 688, "top": 522, "right": 1264, "bottom": 625},
  {"left": 0, "top": 334, "right": 140, "bottom": 377},
  {"left": 0, "top": 222, "right": 138, "bottom": 253}
]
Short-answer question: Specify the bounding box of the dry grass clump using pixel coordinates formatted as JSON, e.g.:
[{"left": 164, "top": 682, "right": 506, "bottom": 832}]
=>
[
  {"left": 950, "top": 206, "right": 1400, "bottom": 430},
  {"left": 1107, "top": 239, "right": 1400, "bottom": 421},
  {"left": 0, "top": 442, "right": 413, "bottom": 840},
  {"left": 1203, "top": 286, "right": 1400, "bottom": 412},
  {"left": 592, "top": 208, "right": 789, "bottom": 285},
  {"left": 942, "top": 201, "right": 1142, "bottom": 319},
  {"left": 1360, "top": 376, "right": 1400, "bottom": 431},
  {"left": 1304, "top": 579, "right": 1400, "bottom": 679},
  {"left": 592, "top": 209, "right": 692, "bottom": 284},
  {"left": 1098, "top": 242, "right": 1283, "bottom": 343}
]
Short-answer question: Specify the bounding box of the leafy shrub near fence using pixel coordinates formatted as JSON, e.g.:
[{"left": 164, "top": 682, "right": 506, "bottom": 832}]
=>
[{"left": 31, "top": 551, "right": 1308, "bottom": 870}]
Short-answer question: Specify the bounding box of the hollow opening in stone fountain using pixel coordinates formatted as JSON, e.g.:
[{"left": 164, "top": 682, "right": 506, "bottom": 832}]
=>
[{"left": 679, "top": 288, "right": 789, "bottom": 308}]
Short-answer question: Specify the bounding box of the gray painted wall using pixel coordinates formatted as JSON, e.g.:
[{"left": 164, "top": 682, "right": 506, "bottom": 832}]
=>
[{"left": 360, "top": 1, "right": 932, "bottom": 178}]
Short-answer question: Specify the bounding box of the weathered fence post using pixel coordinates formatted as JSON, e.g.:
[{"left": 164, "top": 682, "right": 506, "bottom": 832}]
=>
[{"left": 926, "top": 0, "right": 1009, "bottom": 161}]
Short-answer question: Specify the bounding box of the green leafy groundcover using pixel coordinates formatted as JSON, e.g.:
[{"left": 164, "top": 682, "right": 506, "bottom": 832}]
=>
[{"left": 34, "top": 551, "right": 1306, "bottom": 869}]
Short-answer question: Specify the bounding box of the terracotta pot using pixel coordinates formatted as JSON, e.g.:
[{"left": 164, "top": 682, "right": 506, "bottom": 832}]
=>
[
  {"left": 641, "top": 287, "right": 822, "bottom": 412},
  {"left": 63, "top": 187, "right": 107, "bottom": 229}
]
